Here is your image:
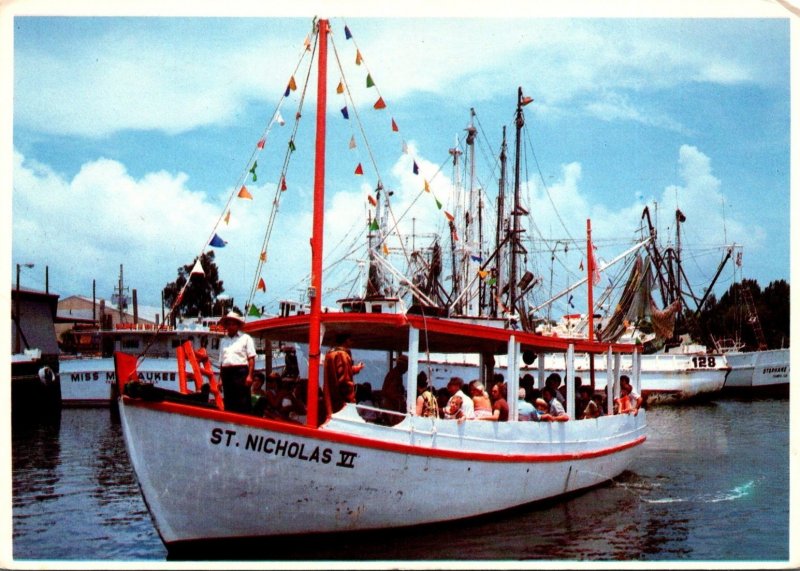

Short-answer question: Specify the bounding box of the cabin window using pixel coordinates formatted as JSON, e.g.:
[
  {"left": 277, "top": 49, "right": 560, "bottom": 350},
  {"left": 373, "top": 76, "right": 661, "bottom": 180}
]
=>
[
  {"left": 211, "top": 338, "right": 220, "bottom": 350},
  {"left": 122, "top": 338, "right": 140, "bottom": 350},
  {"left": 371, "top": 304, "right": 383, "bottom": 313}
]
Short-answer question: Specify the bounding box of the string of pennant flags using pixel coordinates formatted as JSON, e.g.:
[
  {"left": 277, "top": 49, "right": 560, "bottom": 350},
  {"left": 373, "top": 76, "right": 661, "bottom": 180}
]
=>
[{"left": 199, "top": 19, "right": 519, "bottom": 317}]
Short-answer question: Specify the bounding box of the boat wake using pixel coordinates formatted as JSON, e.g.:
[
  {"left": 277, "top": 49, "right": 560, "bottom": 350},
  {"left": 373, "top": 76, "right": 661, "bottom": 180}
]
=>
[{"left": 642, "top": 480, "right": 755, "bottom": 504}]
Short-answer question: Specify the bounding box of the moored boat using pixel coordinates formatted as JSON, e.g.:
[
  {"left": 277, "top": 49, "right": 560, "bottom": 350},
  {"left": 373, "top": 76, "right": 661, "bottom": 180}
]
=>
[
  {"left": 722, "top": 348, "right": 790, "bottom": 397},
  {"left": 114, "top": 19, "right": 648, "bottom": 549}
]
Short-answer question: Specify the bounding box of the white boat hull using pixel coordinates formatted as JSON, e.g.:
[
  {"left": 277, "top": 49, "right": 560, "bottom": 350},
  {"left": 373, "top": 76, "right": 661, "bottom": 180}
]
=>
[
  {"left": 119, "top": 398, "right": 646, "bottom": 544},
  {"left": 723, "top": 349, "right": 790, "bottom": 390}
]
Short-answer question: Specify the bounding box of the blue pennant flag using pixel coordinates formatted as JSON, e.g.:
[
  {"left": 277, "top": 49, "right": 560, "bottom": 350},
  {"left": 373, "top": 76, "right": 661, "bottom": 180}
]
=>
[
  {"left": 568, "top": 294, "right": 574, "bottom": 308},
  {"left": 209, "top": 233, "right": 227, "bottom": 248},
  {"left": 470, "top": 254, "right": 483, "bottom": 262},
  {"left": 344, "top": 25, "right": 352, "bottom": 39},
  {"left": 340, "top": 106, "right": 349, "bottom": 120},
  {"left": 412, "top": 161, "right": 419, "bottom": 175}
]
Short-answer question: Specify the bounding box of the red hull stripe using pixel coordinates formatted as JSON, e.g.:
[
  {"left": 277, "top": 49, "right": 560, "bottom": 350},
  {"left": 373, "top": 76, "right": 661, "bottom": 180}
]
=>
[{"left": 124, "top": 397, "right": 646, "bottom": 463}]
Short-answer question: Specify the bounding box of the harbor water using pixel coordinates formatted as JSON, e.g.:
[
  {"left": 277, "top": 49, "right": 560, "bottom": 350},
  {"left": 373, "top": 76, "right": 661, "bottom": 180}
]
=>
[{"left": 11, "top": 396, "right": 790, "bottom": 563}]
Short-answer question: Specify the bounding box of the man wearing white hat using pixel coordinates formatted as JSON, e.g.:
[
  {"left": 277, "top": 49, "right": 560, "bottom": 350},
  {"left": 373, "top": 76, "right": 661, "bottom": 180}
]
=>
[{"left": 218, "top": 311, "right": 257, "bottom": 413}]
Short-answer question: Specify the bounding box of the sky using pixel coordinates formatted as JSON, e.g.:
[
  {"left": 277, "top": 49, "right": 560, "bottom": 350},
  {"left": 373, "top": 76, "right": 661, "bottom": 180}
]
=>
[{"left": 4, "top": 2, "right": 794, "bottom": 322}]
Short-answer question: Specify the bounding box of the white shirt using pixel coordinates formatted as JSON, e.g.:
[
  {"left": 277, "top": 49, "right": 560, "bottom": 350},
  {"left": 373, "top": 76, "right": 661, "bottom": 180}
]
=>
[{"left": 219, "top": 332, "right": 256, "bottom": 367}]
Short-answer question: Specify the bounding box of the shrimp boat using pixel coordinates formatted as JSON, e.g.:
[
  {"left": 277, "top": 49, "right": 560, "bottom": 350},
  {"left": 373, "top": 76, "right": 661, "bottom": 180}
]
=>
[{"left": 115, "top": 19, "right": 646, "bottom": 549}]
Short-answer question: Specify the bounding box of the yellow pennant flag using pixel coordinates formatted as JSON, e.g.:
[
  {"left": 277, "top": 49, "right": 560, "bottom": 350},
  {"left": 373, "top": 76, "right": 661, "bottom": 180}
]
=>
[
  {"left": 423, "top": 179, "right": 430, "bottom": 193},
  {"left": 224, "top": 210, "right": 231, "bottom": 224},
  {"left": 288, "top": 76, "right": 297, "bottom": 91}
]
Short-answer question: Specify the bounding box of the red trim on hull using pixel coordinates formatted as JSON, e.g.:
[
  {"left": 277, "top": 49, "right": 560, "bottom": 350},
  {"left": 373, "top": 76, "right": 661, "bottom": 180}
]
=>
[{"left": 122, "top": 397, "right": 646, "bottom": 463}]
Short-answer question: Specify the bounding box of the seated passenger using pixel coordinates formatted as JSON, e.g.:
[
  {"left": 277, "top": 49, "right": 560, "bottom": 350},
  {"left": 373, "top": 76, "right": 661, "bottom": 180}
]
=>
[
  {"left": 579, "top": 387, "right": 601, "bottom": 419},
  {"left": 517, "top": 388, "right": 535, "bottom": 421},
  {"left": 539, "top": 386, "right": 569, "bottom": 422},
  {"left": 415, "top": 373, "right": 438, "bottom": 418},
  {"left": 469, "top": 380, "right": 493, "bottom": 419},
  {"left": 533, "top": 398, "right": 548, "bottom": 421},
  {"left": 443, "top": 377, "right": 474, "bottom": 420},
  {"left": 479, "top": 381, "right": 509, "bottom": 422},
  {"left": 545, "top": 373, "right": 566, "bottom": 407},
  {"left": 591, "top": 392, "right": 606, "bottom": 416},
  {"left": 615, "top": 386, "right": 634, "bottom": 414},
  {"left": 620, "top": 375, "right": 643, "bottom": 416}
]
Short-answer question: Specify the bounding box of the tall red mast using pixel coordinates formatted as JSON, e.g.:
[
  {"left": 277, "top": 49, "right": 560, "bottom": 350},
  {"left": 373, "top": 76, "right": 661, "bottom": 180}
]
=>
[{"left": 306, "top": 18, "right": 329, "bottom": 427}]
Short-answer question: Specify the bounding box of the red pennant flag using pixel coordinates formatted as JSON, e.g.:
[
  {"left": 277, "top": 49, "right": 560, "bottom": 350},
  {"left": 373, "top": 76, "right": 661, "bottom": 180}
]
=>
[
  {"left": 257, "top": 277, "right": 267, "bottom": 292},
  {"left": 280, "top": 176, "right": 287, "bottom": 191},
  {"left": 256, "top": 138, "right": 265, "bottom": 149},
  {"left": 373, "top": 97, "right": 386, "bottom": 110},
  {"left": 521, "top": 96, "right": 534, "bottom": 106},
  {"left": 444, "top": 210, "right": 454, "bottom": 221},
  {"left": 367, "top": 194, "right": 377, "bottom": 206},
  {"left": 354, "top": 163, "right": 364, "bottom": 175},
  {"left": 579, "top": 259, "right": 584, "bottom": 271},
  {"left": 391, "top": 118, "right": 399, "bottom": 132},
  {"left": 238, "top": 185, "right": 253, "bottom": 200}
]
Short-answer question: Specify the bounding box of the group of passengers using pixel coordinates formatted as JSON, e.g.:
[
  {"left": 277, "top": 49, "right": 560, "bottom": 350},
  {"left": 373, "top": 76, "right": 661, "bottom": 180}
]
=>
[{"left": 250, "top": 371, "right": 307, "bottom": 423}]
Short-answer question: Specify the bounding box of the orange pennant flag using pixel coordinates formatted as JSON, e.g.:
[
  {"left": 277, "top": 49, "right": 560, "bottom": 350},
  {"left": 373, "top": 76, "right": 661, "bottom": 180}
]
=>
[
  {"left": 444, "top": 210, "right": 454, "bottom": 221},
  {"left": 288, "top": 76, "right": 297, "bottom": 91},
  {"left": 260, "top": 250, "right": 267, "bottom": 262},
  {"left": 303, "top": 35, "right": 311, "bottom": 51},
  {"left": 224, "top": 210, "right": 231, "bottom": 224},
  {"left": 367, "top": 194, "right": 377, "bottom": 206},
  {"left": 238, "top": 185, "right": 253, "bottom": 200},
  {"left": 391, "top": 118, "right": 399, "bottom": 132},
  {"left": 374, "top": 97, "right": 386, "bottom": 110},
  {"left": 382, "top": 243, "right": 389, "bottom": 255},
  {"left": 478, "top": 270, "right": 489, "bottom": 279},
  {"left": 521, "top": 95, "right": 533, "bottom": 106},
  {"left": 336, "top": 80, "right": 344, "bottom": 94},
  {"left": 280, "top": 176, "right": 287, "bottom": 191},
  {"left": 257, "top": 277, "right": 267, "bottom": 292},
  {"left": 354, "top": 163, "right": 364, "bottom": 175},
  {"left": 424, "top": 179, "right": 430, "bottom": 193},
  {"left": 355, "top": 50, "right": 363, "bottom": 65}
]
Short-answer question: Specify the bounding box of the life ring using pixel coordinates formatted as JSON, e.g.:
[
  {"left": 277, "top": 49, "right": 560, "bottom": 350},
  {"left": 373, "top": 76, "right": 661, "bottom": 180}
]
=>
[{"left": 38, "top": 366, "right": 56, "bottom": 385}]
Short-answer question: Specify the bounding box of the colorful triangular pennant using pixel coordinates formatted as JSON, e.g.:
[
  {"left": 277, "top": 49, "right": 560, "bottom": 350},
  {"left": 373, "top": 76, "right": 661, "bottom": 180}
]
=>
[
  {"left": 249, "top": 161, "right": 257, "bottom": 182},
  {"left": 190, "top": 258, "right": 205, "bottom": 277},
  {"left": 444, "top": 210, "right": 454, "bottom": 221},
  {"left": 373, "top": 97, "right": 386, "bottom": 110},
  {"left": 336, "top": 80, "right": 344, "bottom": 94},
  {"left": 209, "top": 234, "right": 227, "bottom": 248},
  {"left": 257, "top": 277, "right": 266, "bottom": 292},
  {"left": 341, "top": 106, "right": 349, "bottom": 120},
  {"left": 355, "top": 50, "right": 362, "bottom": 65},
  {"left": 382, "top": 242, "right": 389, "bottom": 255},
  {"left": 288, "top": 139, "right": 296, "bottom": 152},
  {"left": 260, "top": 250, "right": 267, "bottom": 262},
  {"left": 391, "top": 118, "right": 399, "bottom": 132},
  {"left": 288, "top": 76, "right": 297, "bottom": 91},
  {"left": 349, "top": 135, "right": 357, "bottom": 149},
  {"left": 435, "top": 197, "right": 442, "bottom": 210},
  {"left": 367, "top": 194, "right": 377, "bottom": 206},
  {"left": 224, "top": 210, "right": 231, "bottom": 225},
  {"left": 344, "top": 25, "right": 352, "bottom": 39},
  {"left": 354, "top": 163, "right": 364, "bottom": 175},
  {"left": 238, "top": 185, "right": 253, "bottom": 200},
  {"left": 412, "top": 161, "right": 419, "bottom": 175},
  {"left": 248, "top": 304, "right": 262, "bottom": 317},
  {"left": 368, "top": 219, "right": 379, "bottom": 231},
  {"left": 256, "top": 138, "right": 265, "bottom": 149},
  {"left": 280, "top": 176, "right": 287, "bottom": 191},
  {"left": 366, "top": 73, "right": 374, "bottom": 88},
  {"left": 423, "top": 179, "right": 430, "bottom": 193}
]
